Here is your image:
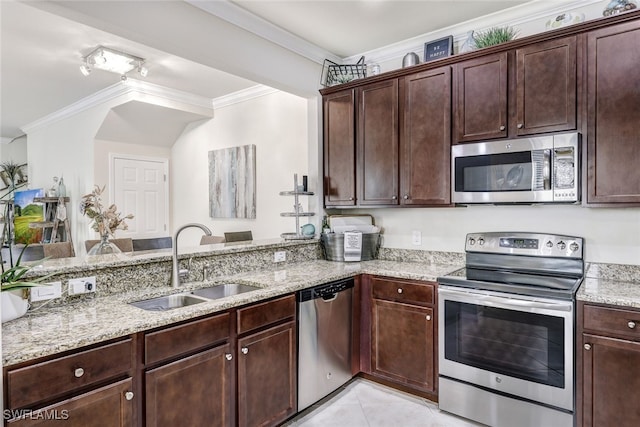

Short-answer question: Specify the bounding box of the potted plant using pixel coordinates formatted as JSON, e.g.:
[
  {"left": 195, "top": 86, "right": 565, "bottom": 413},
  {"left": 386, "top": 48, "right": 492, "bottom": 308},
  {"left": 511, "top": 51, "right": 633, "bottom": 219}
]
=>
[
  {"left": 1, "top": 247, "right": 52, "bottom": 322},
  {"left": 472, "top": 26, "right": 519, "bottom": 49},
  {"left": 80, "top": 185, "right": 133, "bottom": 255}
]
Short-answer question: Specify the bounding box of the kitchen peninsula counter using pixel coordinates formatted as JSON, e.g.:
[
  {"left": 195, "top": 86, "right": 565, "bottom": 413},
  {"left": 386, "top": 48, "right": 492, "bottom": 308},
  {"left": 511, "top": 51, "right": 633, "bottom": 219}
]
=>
[{"left": 2, "top": 258, "right": 461, "bottom": 367}]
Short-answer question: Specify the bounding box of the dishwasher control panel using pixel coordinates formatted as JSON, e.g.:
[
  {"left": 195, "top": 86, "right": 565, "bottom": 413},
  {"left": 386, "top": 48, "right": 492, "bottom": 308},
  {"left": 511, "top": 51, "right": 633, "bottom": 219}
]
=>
[{"left": 297, "top": 278, "right": 354, "bottom": 302}]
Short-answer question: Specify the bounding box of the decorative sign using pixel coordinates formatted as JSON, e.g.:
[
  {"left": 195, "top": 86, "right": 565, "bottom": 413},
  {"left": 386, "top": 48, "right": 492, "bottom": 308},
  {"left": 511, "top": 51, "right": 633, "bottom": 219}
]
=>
[{"left": 424, "top": 36, "right": 453, "bottom": 62}]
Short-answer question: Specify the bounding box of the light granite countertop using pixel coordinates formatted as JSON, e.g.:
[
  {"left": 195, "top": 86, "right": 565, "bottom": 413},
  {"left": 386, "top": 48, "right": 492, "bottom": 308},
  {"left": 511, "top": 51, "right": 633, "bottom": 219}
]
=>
[
  {"left": 576, "top": 263, "right": 640, "bottom": 309},
  {"left": 2, "top": 259, "right": 460, "bottom": 367}
]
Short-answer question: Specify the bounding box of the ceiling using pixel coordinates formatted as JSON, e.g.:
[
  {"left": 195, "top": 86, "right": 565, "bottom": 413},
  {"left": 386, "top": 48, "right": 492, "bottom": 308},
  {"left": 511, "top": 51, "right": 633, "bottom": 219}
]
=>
[{"left": 0, "top": 0, "right": 534, "bottom": 141}]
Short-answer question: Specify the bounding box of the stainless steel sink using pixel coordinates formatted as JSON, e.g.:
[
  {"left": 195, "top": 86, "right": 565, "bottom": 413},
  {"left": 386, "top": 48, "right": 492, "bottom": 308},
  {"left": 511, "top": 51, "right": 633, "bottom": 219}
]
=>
[
  {"left": 130, "top": 294, "right": 208, "bottom": 312},
  {"left": 191, "top": 283, "right": 261, "bottom": 300}
]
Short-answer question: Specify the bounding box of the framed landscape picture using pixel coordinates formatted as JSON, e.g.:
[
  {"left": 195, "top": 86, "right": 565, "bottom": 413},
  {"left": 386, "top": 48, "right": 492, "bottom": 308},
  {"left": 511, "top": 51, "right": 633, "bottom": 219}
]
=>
[{"left": 13, "top": 188, "right": 44, "bottom": 244}]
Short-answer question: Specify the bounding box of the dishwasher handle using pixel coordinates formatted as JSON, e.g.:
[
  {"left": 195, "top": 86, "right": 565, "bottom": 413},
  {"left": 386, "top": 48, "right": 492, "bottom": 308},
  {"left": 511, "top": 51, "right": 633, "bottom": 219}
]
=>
[{"left": 297, "top": 278, "right": 354, "bottom": 302}]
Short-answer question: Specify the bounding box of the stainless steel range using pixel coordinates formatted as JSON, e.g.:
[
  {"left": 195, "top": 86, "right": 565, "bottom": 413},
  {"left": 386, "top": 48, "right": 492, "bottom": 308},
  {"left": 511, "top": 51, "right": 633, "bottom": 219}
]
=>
[{"left": 437, "top": 232, "right": 584, "bottom": 427}]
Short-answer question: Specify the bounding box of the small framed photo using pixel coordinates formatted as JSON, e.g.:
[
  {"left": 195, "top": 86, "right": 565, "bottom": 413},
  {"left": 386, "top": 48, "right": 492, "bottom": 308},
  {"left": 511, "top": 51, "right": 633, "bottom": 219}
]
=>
[{"left": 424, "top": 36, "right": 453, "bottom": 62}]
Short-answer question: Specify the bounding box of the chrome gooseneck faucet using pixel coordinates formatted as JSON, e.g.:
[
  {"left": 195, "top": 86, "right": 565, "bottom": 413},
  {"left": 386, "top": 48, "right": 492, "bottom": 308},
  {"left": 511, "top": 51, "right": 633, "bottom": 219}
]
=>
[{"left": 172, "top": 223, "right": 212, "bottom": 287}]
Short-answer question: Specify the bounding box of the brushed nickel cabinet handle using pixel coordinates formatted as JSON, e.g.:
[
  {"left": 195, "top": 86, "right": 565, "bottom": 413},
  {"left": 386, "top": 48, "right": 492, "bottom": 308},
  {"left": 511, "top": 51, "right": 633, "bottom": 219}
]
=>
[
  {"left": 629, "top": 321, "right": 636, "bottom": 329},
  {"left": 584, "top": 344, "right": 592, "bottom": 351},
  {"left": 397, "top": 288, "right": 403, "bottom": 294},
  {"left": 392, "top": 195, "right": 398, "bottom": 200},
  {"left": 403, "top": 195, "right": 409, "bottom": 200},
  {"left": 426, "top": 315, "right": 431, "bottom": 321},
  {"left": 74, "top": 368, "right": 85, "bottom": 378},
  {"left": 125, "top": 392, "right": 134, "bottom": 401},
  {"left": 517, "top": 123, "right": 523, "bottom": 129},
  {"left": 241, "top": 347, "right": 249, "bottom": 355},
  {"left": 499, "top": 125, "right": 506, "bottom": 131},
  {"left": 225, "top": 353, "right": 233, "bottom": 361}
]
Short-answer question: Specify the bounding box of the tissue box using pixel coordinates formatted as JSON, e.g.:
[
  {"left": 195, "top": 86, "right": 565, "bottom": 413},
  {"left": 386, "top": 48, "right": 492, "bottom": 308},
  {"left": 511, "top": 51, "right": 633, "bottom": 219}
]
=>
[{"left": 320, "top": 232, "right": 381, "bottom": 262}]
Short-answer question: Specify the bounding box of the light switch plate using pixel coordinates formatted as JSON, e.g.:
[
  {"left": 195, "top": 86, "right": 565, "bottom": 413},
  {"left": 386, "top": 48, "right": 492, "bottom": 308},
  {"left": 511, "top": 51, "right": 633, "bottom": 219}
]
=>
[
  {"left": 412, "top": 230, "right": 422, "bottom": 246},
  {"left": 30, "top": 281, "right": 62, "bottom": 302}
]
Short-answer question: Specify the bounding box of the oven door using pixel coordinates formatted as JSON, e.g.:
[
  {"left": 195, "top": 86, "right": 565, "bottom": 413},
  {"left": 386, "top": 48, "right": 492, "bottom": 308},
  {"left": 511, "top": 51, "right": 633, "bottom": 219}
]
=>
[{"left": 438, "top": 285, "right": 574, "bottom": 411}]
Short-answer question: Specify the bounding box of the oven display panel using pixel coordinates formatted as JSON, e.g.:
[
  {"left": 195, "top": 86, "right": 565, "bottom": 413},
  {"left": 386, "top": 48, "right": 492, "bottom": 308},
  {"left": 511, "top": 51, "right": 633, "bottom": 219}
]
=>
[{"left": 499, "top": 238, "right": 538, "bottom": 249}]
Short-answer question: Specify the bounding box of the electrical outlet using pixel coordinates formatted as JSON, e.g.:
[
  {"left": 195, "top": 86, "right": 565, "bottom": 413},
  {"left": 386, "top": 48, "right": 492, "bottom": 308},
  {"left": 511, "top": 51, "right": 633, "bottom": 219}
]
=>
[
  {"left": 412, "top": 230, "right": 422, "bottom": 246},
  {"left": 30, "top": 281, "right": 62, "bottom": 302},
  {"left": 68, "top": 276, "right": 97, "bottom": 296},
  {"left": 274, "top": 251, "right": 286, "bottom": 262}
]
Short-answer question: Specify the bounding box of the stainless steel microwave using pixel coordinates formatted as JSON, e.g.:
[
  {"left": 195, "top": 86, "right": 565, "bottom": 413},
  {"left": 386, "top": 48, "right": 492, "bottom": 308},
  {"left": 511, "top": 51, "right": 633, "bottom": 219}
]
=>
[{"left": 452, "top": 133, "right": 579, "bottom": 204}]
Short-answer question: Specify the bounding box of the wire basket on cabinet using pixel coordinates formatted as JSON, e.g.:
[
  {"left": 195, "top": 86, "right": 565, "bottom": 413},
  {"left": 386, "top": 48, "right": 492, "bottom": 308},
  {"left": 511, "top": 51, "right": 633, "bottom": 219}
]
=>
[{"left": 321, "top": 56, "right": 367, "bottom": 87}]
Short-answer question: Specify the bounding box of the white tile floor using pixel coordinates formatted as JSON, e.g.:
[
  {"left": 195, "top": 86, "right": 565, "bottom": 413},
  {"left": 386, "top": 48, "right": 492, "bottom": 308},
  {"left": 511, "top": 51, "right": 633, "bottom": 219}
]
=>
[{"left": 283, "top": 379, "right": 484, "bottom": 427}]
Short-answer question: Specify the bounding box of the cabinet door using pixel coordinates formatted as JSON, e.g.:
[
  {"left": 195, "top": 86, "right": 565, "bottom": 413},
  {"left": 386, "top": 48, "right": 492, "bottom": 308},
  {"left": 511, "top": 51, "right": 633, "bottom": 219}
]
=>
[
  {"left": 371, "top": 299, "right": 435, "bottom": 392},
  {"left": 323, "top": 89, "right": 356, "bottom": 206},
  {"left": 586, "top": 21, "right": 640, "bottom": 204},
  {"left": 582, "top": 333, "right": 640, "bottom": 426},
  {"left": 400, "top": 67, "right": 451, "bottom": 205},
  {"left": 237, "top": 321, "right": 296, "bottom": 427},
  {"left": 453, "top": 52, "right": 508, "bottom": 143},
  {"left": 357, "top": 79, "right": 399, "bottom": 205},
  {"left": 515, "top": 36, "right": 577, "bottom": 135},
  {"left": 7, "top": 378, "right": 134, "bottom": 427},
  {"left": 145, "top": 344, "right": 234, "bottom": 427}
]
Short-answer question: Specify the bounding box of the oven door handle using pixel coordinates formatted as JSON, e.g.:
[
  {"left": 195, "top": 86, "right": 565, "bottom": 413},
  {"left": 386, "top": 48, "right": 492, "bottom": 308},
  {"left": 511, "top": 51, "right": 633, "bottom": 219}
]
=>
[{"left": 439, "top": 288, "right": 573, "bottom": 312}]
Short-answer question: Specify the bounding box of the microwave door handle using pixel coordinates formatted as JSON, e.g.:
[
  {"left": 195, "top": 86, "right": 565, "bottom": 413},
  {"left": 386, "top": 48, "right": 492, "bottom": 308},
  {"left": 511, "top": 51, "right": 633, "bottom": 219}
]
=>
[{"left": 543, "top": 149, "right": 551, "bottom": 190}]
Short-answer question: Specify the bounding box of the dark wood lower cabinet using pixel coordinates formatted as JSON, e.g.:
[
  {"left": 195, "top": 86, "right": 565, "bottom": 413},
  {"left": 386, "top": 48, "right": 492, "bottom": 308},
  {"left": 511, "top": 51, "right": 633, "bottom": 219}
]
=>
[
  {"left": 371, "top": 299, "right": 435, "bottom": 393},
  {"left": 237, "top": 321, "right": 297, "bottom": 427},
  {"left": 7, "top": 378, "right": 134, "bottom": 427},
  {"left": 582, "top": 333, "right": 640, "bottom": 426},
  {"left": 145, "top": 344, "right": 233, "bottom": 427}
]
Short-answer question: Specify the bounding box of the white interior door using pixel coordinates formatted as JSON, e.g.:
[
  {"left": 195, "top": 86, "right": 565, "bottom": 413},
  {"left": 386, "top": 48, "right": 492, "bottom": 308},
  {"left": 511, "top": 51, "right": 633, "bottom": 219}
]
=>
[{"left": 111, "top": 155, "right": 168, "bottom": 238}]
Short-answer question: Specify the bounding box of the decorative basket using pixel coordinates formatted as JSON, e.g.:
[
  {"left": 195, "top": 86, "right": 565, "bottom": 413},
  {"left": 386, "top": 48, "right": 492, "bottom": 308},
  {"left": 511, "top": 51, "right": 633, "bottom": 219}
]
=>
[
  {"left": 320, "top": 232, "right": 381, "bottom": 262},
  {"left": 321, "top": 56, "right": 367, "bottom": 87}
]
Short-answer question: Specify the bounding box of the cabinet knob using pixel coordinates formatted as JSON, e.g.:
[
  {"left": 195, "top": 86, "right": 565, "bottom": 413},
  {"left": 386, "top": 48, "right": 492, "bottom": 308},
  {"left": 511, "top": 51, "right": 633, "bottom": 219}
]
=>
[
  {"left": 426, "top": 315, "right": 431, "bottom": 321},
  {"left": 241, "top": 347, "right": 249, "bottom": 355},
  {"left": 629, "top": 321, "right": 637, "bottom": 329},
  {"left": 392, "top": 195, "right": 398, "bottom": 200},
  {"left": 349, "top": 197, "right": 354, "bottom": 201},
  {"left": 499, "top": 125, "right": 506, "bottom": 131},
  {"left": 74, "top": 367, "right": 85, "bottom": 378},
  {"left": 517, "top": 123, "right": 523, "bottom": 129},
  {"left": 584, "top": 343, "right": 592, "bottom": 351},
  {"left": 403, "top": 195, "right": 409, "bottom": 200},
  {"left": 125, "top": 391, "right": 134, "bottom": 401},
  {"left": 225, "top": 353, "right": 233, "bottom": 361},
  {"left": 397, "top": 288, "right": 403, "bottom": 294}
]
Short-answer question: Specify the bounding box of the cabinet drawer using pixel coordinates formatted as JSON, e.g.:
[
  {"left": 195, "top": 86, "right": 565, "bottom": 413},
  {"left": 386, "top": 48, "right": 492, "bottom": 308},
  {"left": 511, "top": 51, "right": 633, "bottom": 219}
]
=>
[
  {"left": 237, "top": 294, "right": 295, "bottom": 335},
  {"left": 145, "top": 312, "right": 230, "bottom": 365},
  {"left": 372, "top": 277, "right": 434, "bottom": 306},
  {"left": 583, "top": 304, "right": 640, "bottom": 338},
  {"left": 6, "top": 339, "right": 132, "bottom": 410}
]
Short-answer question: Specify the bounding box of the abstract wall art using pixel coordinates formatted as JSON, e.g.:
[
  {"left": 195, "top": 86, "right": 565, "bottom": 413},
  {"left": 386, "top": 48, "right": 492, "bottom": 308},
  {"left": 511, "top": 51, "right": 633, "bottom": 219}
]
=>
[{"left": 208, "top": 144, "right": 256, "bottom": 219}]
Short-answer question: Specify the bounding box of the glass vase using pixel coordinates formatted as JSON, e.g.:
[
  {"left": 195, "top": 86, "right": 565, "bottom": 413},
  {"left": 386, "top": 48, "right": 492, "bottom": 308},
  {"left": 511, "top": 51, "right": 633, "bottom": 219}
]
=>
[{"left": 88, "top": 233, "right": 121, "bottom": 255}]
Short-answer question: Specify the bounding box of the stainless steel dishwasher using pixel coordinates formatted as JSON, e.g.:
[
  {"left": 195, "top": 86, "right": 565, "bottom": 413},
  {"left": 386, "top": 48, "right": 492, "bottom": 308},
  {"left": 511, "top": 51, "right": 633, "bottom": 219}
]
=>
[{"left": 297, "top": 278, "right": 354, "bottom": 411}]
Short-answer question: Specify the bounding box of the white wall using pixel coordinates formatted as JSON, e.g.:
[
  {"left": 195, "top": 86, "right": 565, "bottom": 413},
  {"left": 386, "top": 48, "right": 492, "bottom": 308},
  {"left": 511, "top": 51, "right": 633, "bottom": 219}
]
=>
[
  {"left": 0, "top": 137, "right": 27, "bottom": 165},
  {"left": 171, "top": 90, "right": 309, "bottom": 247},
  {"left": 348, "top": 205, "right": 640, "bottom": 265}
]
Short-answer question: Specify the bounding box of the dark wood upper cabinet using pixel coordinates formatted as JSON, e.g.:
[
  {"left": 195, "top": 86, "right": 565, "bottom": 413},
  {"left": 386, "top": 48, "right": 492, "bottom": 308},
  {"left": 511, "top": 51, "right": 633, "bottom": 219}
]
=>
[
  {"left": 323, "top": 89, "right": 356, "bottom": 206},
  {"left": 399, "top": 67, "right": 451, "bottom": 205},
  {"left": 357, "top": 79, "right": 399, "bottom": 205},
  {"left": 454, "top": 36, "right": 577, "bottom": 143},
  {"left": 453, "top": 52, "right": 508, "bottom": 143},
  {"left": 515, "top": 36, "right": 577, "bottom": 135},
  {"left": 586, "top": 20, "right": 640, "bottom": 204}
]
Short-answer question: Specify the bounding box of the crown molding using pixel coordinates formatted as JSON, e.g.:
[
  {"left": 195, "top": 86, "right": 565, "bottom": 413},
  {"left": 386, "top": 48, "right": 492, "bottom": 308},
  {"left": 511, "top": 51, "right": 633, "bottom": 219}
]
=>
[
  {"left": 0, "top": 138, "right": 13, "bottom": 145},
  {"left": 186, "top": 0, "right": 341, "bottom": 65},
  {"left": 21, "top": 79, "right": 214, "bottom": 134},
  {"left": 213, "top": 85, "right": 279, "bottom": 109},
  {"left": 342, "top": 0, "right": 602, "bottom": 65}
]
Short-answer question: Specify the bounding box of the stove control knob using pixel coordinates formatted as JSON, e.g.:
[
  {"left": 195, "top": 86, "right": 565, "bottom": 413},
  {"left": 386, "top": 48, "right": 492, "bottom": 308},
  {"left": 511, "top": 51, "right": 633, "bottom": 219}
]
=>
[
  {"left": 557, "top": 241, "right": 566, "bottom": 250},
  {"left": 546, "top": 241, "right": 554, "bottom": 248},
  {"left": 468, "top": 238, "right": 476, "bottom": 246},
  {"left": 478, "top": 238, "right": 484, "bottom": 246},
  {"left": 570, "top": 242, "right": 579, "bottom": 252}
]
